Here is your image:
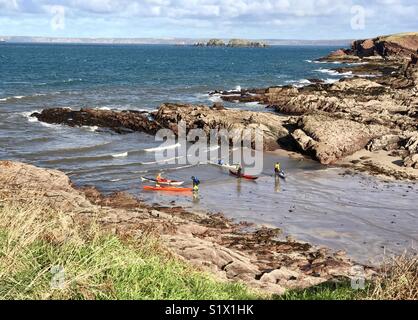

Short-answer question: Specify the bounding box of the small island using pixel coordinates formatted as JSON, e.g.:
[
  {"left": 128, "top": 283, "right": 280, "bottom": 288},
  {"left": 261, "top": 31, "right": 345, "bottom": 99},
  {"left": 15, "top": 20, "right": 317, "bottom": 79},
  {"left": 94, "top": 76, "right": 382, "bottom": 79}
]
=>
[{"left": 195, "top": 38, "right": 268, "bottom": 48}]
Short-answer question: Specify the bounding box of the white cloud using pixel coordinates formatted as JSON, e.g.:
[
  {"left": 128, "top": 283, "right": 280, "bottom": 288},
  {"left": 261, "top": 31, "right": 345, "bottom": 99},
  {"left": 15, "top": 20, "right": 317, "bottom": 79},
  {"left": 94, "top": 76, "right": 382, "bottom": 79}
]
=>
[
  {"left": 0, "top": 0, "right": 416, "bottom": 38},
  {"left": 0, "top": 0, "right": 19, "bottom": 10}
]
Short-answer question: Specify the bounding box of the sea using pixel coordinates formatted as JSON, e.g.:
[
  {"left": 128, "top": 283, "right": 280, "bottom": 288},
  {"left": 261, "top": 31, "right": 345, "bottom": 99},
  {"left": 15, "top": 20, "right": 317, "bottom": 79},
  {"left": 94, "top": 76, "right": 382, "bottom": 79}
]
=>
[{"left": 0, "top": 43, "right": 417, "bottom": 264}]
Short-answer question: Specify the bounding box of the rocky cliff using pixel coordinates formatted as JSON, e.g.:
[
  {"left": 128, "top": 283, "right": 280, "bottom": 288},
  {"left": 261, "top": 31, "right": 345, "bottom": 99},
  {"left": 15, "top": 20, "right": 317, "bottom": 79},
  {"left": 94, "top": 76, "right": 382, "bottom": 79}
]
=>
[{"left": 326, "top": 32, "right": 418, "bottom": 61}]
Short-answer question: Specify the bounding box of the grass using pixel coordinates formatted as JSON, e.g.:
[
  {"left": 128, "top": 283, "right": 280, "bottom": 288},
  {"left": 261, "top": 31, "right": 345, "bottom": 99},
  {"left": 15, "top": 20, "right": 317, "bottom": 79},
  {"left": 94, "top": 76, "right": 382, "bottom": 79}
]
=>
[
  {"left": 367, "top": 254, "right": 418, "bottom": 300},
  {"left": 1, "top": 199, "right": 416, "bottom": 300},
  {"left": 380, "top": 32, "right": 418, "bottom": 42},
  {"left": 0, "top": 201, "right": 259, "bottom": 300},
  {"left": 279, "top": 256, "right": 418, "bottom": 300},
  {"left": 277, "top": 280, "right": 364, "bottom": 300}
]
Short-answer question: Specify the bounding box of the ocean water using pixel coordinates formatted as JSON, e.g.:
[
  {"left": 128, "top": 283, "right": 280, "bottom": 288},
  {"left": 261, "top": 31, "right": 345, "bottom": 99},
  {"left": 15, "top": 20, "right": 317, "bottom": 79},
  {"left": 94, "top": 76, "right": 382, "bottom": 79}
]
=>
[
  {"left": 0, "top": 43, "right": 343, "bottom": 109},
  {"left": 1, "top": 43, "right": 417, "bottom": 264}
]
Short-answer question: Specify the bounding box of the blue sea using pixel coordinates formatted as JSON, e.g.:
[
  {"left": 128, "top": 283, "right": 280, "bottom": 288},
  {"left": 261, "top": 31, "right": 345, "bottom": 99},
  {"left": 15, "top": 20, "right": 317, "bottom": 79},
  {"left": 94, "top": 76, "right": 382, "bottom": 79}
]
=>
[
  {"left": 0, "top": 43, "right": 342, "bottom": 109},
  {"left": 1, "top": 43, "right": 417, "bottom": 264}
]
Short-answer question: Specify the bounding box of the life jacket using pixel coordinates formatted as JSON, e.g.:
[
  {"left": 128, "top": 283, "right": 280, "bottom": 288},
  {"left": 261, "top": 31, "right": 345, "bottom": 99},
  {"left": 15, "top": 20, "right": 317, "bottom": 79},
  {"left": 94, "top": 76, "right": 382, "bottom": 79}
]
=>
[{"left": 275, "top": 163, "right": 281, "bottom": 171}]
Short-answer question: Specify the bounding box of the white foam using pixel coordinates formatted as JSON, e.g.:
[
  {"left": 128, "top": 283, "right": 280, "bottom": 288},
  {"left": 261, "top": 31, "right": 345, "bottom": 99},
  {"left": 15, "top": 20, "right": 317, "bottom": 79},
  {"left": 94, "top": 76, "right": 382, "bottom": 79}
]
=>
[
  {"left": 208, "top": 95, "right": 223, "bottom": 103},
  {"left": 0, "top": 95, "right": 23, "bottom": 102},
  {"left": 315, "top": 68, "right": 353, "bottom": 77},
  {"left": 244, "top": 101, "right": 260, "bottom": 106},
  {"left": 235, "top": 85, "right": 242, "bottom": 92},
  {"left": 39, "top": 122, "right": 62, "bottom": 129},
  {"left": 64, "top": 78, "right": 82, "bottom": 83},
  {"left": 82, "top": 125, "right": 99, "bottom": 132},
  {"left": 141, "top": 155, "right": 184, "bottom": 165},
  {"left": 324, "top": 78, "right": 339, "bottom": 84},
  {"left": 347, "top": 62, "right": 368, "bottom": 66},
  {"left": 144, "top": 142, "right": 181, "bottom": 152},
  {"left": 20, "top": 110, "right": 40, "bottom": 123},
  {"left": 0, "top": 93, "right": 47, "bottom": 103},
  {"left": 285, "top": 79, "right": 312, "bottom": 88},
  {"left": 112, "top": 152, "right": 128, "bottom": 158}
]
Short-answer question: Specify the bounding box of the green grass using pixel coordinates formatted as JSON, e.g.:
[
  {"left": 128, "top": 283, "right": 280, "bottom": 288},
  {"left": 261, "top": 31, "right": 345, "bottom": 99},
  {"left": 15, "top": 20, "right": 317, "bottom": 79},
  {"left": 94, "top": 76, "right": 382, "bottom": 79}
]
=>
[
  {"left": 380, "top": 32, "right": 418, "bottom": 42},
  {"left": 277, "top": 280, "right": 365, "bottom": 300},
  {"left": 2, "top": 200, "right": 415, "bottom": 300},
  {"left": 0, "top": 202, "right": 259, "bottom": 300}
]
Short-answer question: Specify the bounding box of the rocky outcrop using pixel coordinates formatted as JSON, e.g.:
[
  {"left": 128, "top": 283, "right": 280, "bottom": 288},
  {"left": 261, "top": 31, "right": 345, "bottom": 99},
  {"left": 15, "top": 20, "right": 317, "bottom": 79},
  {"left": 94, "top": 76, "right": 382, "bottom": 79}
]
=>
[
  {"left": 154, "top": 103, "right": 289, "bottom": 151},
  {"left": 195, "top": 39, "right": 268, "bottom": 48},
  {"left": 32, "top": 104, "right": 290, "bottom": 151},
  {"left": 324, "top": 32, "right": 418, "bottom": 61},
  {"left": 0, "top": 161, "right": 360, "bottom": 295},
  {"left": 366, "top": 134, "right": 406, "bottom": 152},
  {"left": 227, "top": 39, "right": 268, "bottom": 48},
  {"left": 31, "top": 107, "right": 160, "bottom": 135},
  {"left": 404, "top": 154, "right": 418, "bottom": 169},
  {"left": 206, "top": 36, "right": 418, "bottom": 178},
  {"left": 207, "top": 39, "right": 226, "bottom": 46},
  {"left": 291, "top": 115, "right": 387, "bottom": 164}
]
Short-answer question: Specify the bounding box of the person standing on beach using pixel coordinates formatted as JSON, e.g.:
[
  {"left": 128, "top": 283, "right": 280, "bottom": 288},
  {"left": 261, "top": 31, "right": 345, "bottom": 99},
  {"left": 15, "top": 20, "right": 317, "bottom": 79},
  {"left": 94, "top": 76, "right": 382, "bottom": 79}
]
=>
[
  {"left": 274, "top": 162, "right": 281, "bottom": 175},
  {"left": 235, "top": 164, "right": 242, "bottom": 177},
  {"left": 191, "top": 176, "right": 200, "bottom": 192}
]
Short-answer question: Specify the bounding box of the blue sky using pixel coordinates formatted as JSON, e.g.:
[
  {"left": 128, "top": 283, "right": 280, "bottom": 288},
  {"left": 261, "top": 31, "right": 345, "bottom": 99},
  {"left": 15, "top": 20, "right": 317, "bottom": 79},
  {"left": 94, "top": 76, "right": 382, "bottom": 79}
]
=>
[{"left": 0, "top": 0, "right": 417, "bottom": 39}]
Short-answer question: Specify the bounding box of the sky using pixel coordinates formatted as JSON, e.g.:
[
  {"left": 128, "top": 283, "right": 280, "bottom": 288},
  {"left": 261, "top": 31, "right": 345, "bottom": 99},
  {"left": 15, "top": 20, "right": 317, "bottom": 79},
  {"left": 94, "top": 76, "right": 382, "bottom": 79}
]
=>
[{"left": 0, "top": 0, "right": 417, "bottom": 40}]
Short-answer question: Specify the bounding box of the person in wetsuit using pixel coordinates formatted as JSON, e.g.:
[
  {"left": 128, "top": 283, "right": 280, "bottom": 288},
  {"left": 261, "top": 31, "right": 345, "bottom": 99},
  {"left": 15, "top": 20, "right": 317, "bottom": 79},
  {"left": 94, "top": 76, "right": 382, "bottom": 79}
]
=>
[
  {"left": 274, "top": 162, "right": 281, "bottom": 175},
  {"left": 235, "top": 164, "right": 242, "bottom": 177},
  {"left": 191, "top": 176, "right": 200, "bottom": 192}
]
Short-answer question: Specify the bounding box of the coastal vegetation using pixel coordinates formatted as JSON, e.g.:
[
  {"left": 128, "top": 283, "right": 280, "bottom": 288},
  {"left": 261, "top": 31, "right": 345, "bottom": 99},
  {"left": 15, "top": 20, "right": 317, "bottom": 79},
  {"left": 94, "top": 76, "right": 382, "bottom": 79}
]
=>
[
  {"left": 1, "top": 194, "right": 416, "bottom": 300},
  {"left": 0, "top": 200, "right": 258, "bottom": 300}
]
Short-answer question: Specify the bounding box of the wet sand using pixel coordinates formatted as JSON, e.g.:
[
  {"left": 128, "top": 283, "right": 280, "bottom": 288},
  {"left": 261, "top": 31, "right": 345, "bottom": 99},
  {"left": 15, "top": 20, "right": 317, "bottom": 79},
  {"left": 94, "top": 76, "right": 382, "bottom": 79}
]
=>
[{"left": 135, "top": 151, "right": 418, "bottom": 266}]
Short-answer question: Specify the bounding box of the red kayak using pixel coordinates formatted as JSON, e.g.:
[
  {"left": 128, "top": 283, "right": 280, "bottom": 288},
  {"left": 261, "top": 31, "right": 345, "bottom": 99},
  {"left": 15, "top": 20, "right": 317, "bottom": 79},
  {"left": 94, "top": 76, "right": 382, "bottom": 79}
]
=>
[
  {"left": 229, "top": 169, "right": 258, "bottom": 180},
  {"left": 143, "top": 185, "right": 192, "bottom": 192}
]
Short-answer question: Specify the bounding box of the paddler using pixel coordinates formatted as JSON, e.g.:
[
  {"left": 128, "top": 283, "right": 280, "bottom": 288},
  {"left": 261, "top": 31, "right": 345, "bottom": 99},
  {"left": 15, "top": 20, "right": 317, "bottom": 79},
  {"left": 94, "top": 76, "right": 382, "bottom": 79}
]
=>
[
  {"left": 235, "top": 164, "right": 242, "bottom": 177},
  {"left": 274, "top": 162, "right": 281, "bottom": 175},
  {"left": 156, "top": 172, "right": 163, "bottom": 187},
  {"left": 191, "top": 176, "right": 200, "bottom": 192}
]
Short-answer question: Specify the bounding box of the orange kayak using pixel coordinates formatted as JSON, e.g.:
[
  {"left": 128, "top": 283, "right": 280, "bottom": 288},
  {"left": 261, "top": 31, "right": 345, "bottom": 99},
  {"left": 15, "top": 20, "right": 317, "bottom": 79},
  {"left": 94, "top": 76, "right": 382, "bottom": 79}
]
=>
[{"left": 143, "top": 185, "right": 193, "bottom": 192}]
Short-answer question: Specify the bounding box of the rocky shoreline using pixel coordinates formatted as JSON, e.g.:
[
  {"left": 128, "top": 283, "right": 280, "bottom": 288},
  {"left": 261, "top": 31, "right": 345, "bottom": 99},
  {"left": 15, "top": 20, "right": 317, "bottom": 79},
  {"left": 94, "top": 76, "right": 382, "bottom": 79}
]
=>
[
  {"left": 31, "top": 33, "right": 418, "bottom": 180},
  {"left": 0, "top": 160, "right": 366, "bottom": 295}
]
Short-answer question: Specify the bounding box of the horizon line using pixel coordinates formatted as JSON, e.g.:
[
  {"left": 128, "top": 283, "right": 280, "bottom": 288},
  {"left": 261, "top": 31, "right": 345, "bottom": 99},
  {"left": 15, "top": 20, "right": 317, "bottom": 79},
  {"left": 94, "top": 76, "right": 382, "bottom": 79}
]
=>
[{"left": 0, "top": 35, "right": 353, "bottom": 46}]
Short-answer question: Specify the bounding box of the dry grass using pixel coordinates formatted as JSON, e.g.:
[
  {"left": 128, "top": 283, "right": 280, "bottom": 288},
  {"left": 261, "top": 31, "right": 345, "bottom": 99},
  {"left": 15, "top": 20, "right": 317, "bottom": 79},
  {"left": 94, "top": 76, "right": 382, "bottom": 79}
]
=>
[
  {"left": 367, "top": 254, "right": 418, "bottom": 300},
  {"left": 0, "top": 200, "right": 258, "bottom": 300}
]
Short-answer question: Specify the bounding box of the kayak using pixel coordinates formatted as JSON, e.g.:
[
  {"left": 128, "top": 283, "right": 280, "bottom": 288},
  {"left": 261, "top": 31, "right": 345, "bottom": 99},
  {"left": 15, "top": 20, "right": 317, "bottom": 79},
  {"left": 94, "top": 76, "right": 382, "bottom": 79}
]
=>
[
  {"left": 143, "top": 185, "right": 192, "bottom": 192},
  {"left": 229, "top": 169, "right": 258, "bottom": 180},
  {"left": 209, "top": 161, "right": 236, "bottom": 170},
  {"left": 276, "top": 170, "right": 286, "bottom": 180},
  {"left": 141, "top": 176, "right": 184, "bottom": 186}
]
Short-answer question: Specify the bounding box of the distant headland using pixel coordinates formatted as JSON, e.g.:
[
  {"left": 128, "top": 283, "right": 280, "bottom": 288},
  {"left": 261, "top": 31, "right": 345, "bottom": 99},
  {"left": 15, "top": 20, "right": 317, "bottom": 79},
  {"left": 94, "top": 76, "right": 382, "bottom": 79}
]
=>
[{"left": 195, "top": 38, "right": 268, "bottom": 48}]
